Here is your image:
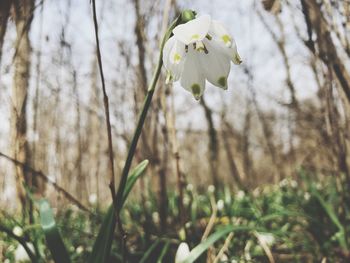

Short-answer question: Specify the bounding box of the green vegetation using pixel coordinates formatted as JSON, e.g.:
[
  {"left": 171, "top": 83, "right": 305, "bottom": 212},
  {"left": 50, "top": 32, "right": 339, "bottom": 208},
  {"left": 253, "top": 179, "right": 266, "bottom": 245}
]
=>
[{"left": 1, "top": 171, "right": 349, "bottom": 262}]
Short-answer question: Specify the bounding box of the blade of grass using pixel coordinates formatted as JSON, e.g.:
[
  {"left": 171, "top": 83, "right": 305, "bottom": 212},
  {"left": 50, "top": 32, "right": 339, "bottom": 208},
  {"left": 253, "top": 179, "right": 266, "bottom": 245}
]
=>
[
  {"left": 88, "top": 160, "right": 149, "bottom": 263},
  {"left": 156, "top": 241, "right": 170, "bottom": 263},
  {"left": 312, "top": 190, "right": 348, "bottom": 250},
  {"left": 39, "top": 199, "right": 71, "bottom": 263},
  {"left": 139, "top": 239, "right": 161, "bottom": 263},
  {"left": 183, "top": 225, "right": 254, "bottom": 263}
]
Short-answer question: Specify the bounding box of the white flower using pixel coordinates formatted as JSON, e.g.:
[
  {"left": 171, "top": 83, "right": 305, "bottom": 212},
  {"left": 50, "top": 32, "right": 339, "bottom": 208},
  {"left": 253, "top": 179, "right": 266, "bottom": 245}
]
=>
[
  {"left": 163, "top": 14, "right": 241, "bottom": 99},
  {"left": 13, "top": 226, "right": 23, "bottom": 237},
  {"left": 290, "top": 180, "right": 298, "bottom": 188},
  {"left": 14, "top": 243, "right": 34, "bottom": 262},
  {"left": 208, "top": 185, "right": 215, "bottom": 193},
  {"left": 304, "top": 192, "right": 311, "bottom": 201},
  {"left": 186, "top": 183, "right": 194, "bottom": 191},
  {"left": 88, "top": 193, "right": 97, "bottom": 205},
  {"left": 152, "top": 212, "right": 160, "bottom": 224},
  {"left": 76, "top": 246, "right": 84, "bottom": 254},
  {"left": 236, "top": 190, "right": 245, "bottom": 200},
  {"left": 279, "top": 178, "right": 288, "bottom": 188},
  {"left": 217, "top": 199, "right": 224, "bottom": 211},
  {"left": 175, "top": 242, "right": 191, "bottom": 263},
  {"left": 256, "top": 232, "right": 275, "bottom": 246}
]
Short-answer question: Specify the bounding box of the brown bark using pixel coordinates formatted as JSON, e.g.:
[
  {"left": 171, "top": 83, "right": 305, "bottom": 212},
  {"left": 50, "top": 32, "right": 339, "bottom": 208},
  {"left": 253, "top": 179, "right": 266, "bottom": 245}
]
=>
[
  {"left": 0, "top": 0, "right": 11, "bottom": 63},
  {"left": 11, "top": 0, "right": 35, "bottom": 218},
  {"left": 301, "top": 0, "right": 350, "bottom": 103},
  {"left": 201, "top": 97, "right": 219, "bottom": 188},
  {"left": 222, "top": 121, "right": 246, "bottom": 190}
]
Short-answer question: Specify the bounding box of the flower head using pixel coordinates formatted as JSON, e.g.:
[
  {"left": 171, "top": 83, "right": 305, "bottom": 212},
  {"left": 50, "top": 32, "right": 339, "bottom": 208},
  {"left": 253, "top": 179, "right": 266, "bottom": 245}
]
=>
[
  {"left": 163, "top": 14, "right": 241, "bottom": 100},
  {"left": 175, "top": 242, "right": 191, "bottom": 263}
]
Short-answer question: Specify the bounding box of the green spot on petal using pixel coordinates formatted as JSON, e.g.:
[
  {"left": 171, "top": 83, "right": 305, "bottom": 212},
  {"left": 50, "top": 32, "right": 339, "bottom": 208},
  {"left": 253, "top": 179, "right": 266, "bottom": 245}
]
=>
[
  {"left": 191, "top": 34, "right": 200, "bottom": 40},
  {"left": 233, "top": 53, "right": 242, "bottom": 65},
  {"left": 221, "top": 34, "right": 231, "bottom": 44},
  {"left": 218, "top": 77, "right": 227, "bottom": 88},
  {"left": 191, "top": 84, "right": 201, "bottom": 98},
  {"left": 173, "top": 53, "right": 181, "bottom": 63}
]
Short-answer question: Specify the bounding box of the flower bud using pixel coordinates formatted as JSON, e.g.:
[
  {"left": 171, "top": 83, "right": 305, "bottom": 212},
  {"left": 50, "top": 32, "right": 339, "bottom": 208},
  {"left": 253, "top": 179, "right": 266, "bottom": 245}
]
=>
[
  {"left": 181, "top": 10, "right": 196, "bottom": 23},
  {"left": 175, "top": 242, "right": 191, "bottom": 263}
]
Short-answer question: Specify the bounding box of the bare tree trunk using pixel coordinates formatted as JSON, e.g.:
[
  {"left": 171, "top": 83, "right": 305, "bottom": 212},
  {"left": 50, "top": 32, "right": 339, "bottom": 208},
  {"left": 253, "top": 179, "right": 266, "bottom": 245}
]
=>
[
  {"left": 301, "top": 0, "right": 350, "bottom": 103},
  {"left": 87, "top": 56, "right": 102, "bottom": 205},
  {"left": 11, "top": 0, "right": 35, "bottom": 219},
  {"left": 200, "top": 97, "right": 219, "bottom": 188},
  {"left": 245, "top": 66, "right": 285, "bottom": 181},
  {"left": 221, "top": 120, "right": 246, "bottom": 190},
  {"left": 72, "top": 70, "right": 86, "bottom": 202},
  {"left": 242, "top": 102, "right": 254, "bottom": 183},
  {"left": 0, "top": 0, "right": 11, "bottom": 63}
]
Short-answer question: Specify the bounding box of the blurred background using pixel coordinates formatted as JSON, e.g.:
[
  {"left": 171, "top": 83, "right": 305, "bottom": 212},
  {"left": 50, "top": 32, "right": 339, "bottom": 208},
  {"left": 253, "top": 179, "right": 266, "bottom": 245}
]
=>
[{"left": 1, "top": 0, "right": 350, "bottom": 262}]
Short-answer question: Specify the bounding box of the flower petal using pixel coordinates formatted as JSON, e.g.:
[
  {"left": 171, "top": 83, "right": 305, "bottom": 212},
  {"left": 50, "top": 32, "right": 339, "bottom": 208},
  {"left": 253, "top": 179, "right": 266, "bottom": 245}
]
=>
[
  {"left": 180, "top": 49, "right": 206, "bottom": 100},
  {"left": 198, "top": 39, "right": 231, "bottom": 89},
  {"left": 163, "top": 36, "right": 186, "bottom": 81},
  {"left": 173, "top": 15, "right": 211, "bottom": 45},
  {"left": 209, "top": 20, "right": 242, "bottom": 64}
]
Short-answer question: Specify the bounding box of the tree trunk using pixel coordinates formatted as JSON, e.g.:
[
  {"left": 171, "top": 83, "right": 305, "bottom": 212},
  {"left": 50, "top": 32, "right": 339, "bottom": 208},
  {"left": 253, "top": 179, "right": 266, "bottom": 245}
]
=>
[
  {"left": 201, "top": 97, "right": 220, "bottom": 188},
  {"left": 11, "top": 0, "right": 35, "bottom": 219},
  {"left": 301, "top": 0, "right": 350, "bottom": 103},
  {"left": 0, "top": 0, "right": 11, "bottom": 63}
]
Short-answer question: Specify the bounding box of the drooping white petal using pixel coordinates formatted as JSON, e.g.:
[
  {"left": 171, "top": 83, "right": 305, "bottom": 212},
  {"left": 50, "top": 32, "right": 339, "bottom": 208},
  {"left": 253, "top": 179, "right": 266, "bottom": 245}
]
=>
[
  {"left": 163, "top": 36, "right": 186, "bottom": 81},
  {"left": 175, "top": 242, "right": 191, "bottom": 263},
  {"left": 212, "top": 38, "right": 242, "bottom": 65},
  {"left": 198, "top": 39, "right": 231, "bottom": 89},
  {"left": 180, "top": 48, "right": 206, "bottom": 100},
  {"left": 173, "top": 15, "right": 211, "bottom": 45},
  {"left": 209, "top": 20, "right": 233, "bottom": 47},
  {"left": 209, "top": 20, "right": 242, "bottom": 65}
]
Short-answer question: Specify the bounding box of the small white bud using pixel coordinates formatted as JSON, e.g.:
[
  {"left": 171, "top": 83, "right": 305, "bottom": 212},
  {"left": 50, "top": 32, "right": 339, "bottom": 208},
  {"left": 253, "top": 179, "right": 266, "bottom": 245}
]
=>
[
  {"left": 290, "top": 180, "right": 298, "bottom": 188},
  {"left": 217, "top": 199, "right": 224, "bottom": 211},
  {"left": 279, "top": 179, "right": 288, "bottom": 188},
  {"left": 236, "top": 190, "right": 245, "bottom": 200},
  {"left": 186, "top": 184, "right": 194, "bottom": 191},
  {"left": 14, "top": 243, "right": 34, "bottom": 262},
  {"left": 13, "top": 226, "right": 23, "bottom": 237},
  {"left": 88, "top": 193, "right": 97, "bottom": 205},
  {"left": 257, "top": 232, "right": 275, "bottom": 246},
  {"left": 152, "top": 212, "right": 160, "bottom": 224},
  {"left": 175, "top": 242, "right": 191, "bottom": 263},
  {"left": 208, "top": 185, "right": 215, "bottom": 193},
  {"left": 304, "top": 192, "right": 311, "bottom": 201},
  {"left": 183, "top": 196, "right": 191, "bottom": 206},
  {"left": 76, "top": 246, "right": 84, "bottom": 254}
]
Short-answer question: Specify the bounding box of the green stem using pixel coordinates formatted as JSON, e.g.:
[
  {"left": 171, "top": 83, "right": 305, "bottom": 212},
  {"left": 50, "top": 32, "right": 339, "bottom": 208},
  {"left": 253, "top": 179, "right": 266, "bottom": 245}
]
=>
[{"left": 114, "top": 15, "right": 182, "bottom": 213}]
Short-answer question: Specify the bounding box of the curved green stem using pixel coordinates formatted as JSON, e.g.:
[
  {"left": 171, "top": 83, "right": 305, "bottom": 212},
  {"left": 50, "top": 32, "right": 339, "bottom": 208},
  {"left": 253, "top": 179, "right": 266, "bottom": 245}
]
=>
[{"left": 114, "top": 14, "right": 182, "bottom": 212}]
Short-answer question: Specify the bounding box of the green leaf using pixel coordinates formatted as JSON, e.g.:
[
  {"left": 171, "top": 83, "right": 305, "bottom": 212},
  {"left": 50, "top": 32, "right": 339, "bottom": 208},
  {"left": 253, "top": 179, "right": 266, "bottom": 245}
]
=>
[
  {"left": 122, "top": 160, "right": 149, "bottom": 206},
  {"left": 183, "top": 225, "right": 253, "bottom": 263},
  {"left": 139, "top": 239, "right": 161, "bottom": 263},
  {"left": 39, "top": 199, "right": 71, "bottom": 263},
  {"left": 88, "top": 160, "right": 149, "bottom": 263},
  {"left": 157, "top": 241, "right": 170, "bottom": 263},
  {"left": 312, "top": 190, "right": 348, "bottom": 250}
]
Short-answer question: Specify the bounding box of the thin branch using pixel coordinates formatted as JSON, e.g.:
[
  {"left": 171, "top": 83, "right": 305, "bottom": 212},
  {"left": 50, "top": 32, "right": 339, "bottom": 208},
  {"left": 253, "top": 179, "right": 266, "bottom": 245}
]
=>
[
  {"left": 0, "top": 224, "right": 37, "bottom": 262},
  {"left": 0, "top": 152, "right": 93, "bottom": 216},
  {"left": 90, "top": 0, "right": 116, "bottom": 210},
  {"left": 90, "top": 0, "right": 127, "bottom": 260}
]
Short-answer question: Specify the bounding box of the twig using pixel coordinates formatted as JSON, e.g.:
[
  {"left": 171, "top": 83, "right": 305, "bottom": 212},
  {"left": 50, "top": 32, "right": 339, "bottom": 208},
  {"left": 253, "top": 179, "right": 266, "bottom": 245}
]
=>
[
  {"left": 201, "top": 194, "right": 217, "bottom": 241},
  {"left": 0, "top": 152, "right": 93, "bottom": 216},
  {"left": 0, "top": 224, "right": 37, "bottom": 262},
  {"left": 90, "top": 0, "right": 127, "bottom": 260},
  {"left": 213, "top": 232, "right": 234, "bottom": 263},
  {"left": 90, "top": 0, "right": 116, "bottom": 209},
  {"left": 254, "top": 231, "right": 275, "bottom": 263}
]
